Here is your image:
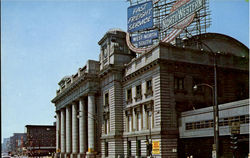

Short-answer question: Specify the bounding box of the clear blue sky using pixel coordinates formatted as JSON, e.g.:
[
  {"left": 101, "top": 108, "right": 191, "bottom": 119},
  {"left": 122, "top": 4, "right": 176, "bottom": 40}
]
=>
[{"left": 1, "top": 0, "right": 249, "bottom": 142}]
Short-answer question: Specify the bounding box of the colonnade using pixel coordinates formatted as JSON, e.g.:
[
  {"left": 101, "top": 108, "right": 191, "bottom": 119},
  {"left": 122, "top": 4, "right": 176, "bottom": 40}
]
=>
[{"left": 56, "top": 94, "right": 96, "bottom": 158}]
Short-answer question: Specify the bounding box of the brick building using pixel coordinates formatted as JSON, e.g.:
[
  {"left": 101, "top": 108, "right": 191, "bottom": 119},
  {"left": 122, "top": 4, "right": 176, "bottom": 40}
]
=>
[
  {"left": 3, "top": 138, "right": 11, "bottom": 153},
  {"left": 25, "top": 125, "right": 56, "bottom": 156},
  {"left": 52, "top": 29, "right": 249, "bottom": 158},
  {"left": 8, "top": 133, "right": 26, "bottom": 156}
]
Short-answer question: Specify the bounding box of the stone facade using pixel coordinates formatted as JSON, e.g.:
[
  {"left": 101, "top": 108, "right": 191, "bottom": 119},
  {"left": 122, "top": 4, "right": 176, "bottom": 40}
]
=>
[{"left": 52, "top": 29, "right": 249, "bottom": 158}]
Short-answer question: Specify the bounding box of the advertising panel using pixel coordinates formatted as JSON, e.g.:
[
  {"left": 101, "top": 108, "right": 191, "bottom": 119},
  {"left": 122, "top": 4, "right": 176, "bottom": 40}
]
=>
[
  {"left": 152, "top": 141, "right": 160, "bottom": 154},
  {"left": 162, "top": 0, "right": 204, "bottom": 30},
  {"left": 131, "top": 30, "right": 158, "bottom": 47},
  {"left": 126, "top": 0, "right": 207, "bottom": 53},
  {"left": 127, "top": 1, "right": 153, "bottom": 33}
]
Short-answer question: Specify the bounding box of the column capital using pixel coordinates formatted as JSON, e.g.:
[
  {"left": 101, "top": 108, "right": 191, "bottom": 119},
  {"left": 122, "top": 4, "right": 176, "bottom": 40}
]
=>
[
  {"left": 87, "top": 93, "right": 96, "bottom": 97},
  {"left": 60, "top": 108, "right": 66, "bottom": 112},
  {"left": 79, "top": 97, "right": 85, "bottom": 102},
  {"left": 72, "top": 101, "right": 78, "bottom": 105},
  {"left": 66, "top": 104, "right": 72, "bottom": 109}
]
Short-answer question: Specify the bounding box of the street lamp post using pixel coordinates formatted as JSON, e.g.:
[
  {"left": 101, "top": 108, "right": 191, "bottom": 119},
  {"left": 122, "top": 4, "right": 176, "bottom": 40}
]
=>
[
  {"left": 149, "top": 111, "right": 152, "bottom": 157},
  {"left": 188, "top": 35, "right": 219, "bottom": 158},
  {"left": 213, "top": 53, "right": 220, "bottom": 158},
  {"left": 145, "top": 110, "right": 153, "bottom": 157},
  {"left": 193, "top": 81, "right": 219, "bottom": 158}
]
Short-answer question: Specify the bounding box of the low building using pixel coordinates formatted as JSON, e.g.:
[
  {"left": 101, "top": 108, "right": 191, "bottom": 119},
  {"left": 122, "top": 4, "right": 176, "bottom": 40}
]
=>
[
  {"left": 25, "top": 125, "right": 56, "bottom": 157},
  {"left": 2, "top": 138, "right": 11, "bottom": 153},
  {"left": 52, "top": 30, "right": 249, "bottom": 158},
  {"left": 8, "top": 133, "right": 26, "bottom": 156}
]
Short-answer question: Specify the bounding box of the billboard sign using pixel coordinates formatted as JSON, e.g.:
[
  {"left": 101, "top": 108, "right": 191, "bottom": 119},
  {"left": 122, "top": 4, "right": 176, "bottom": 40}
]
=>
[
  {"left": 161, "top": 0, "right": 205, "bottom": 43},
  {"left": 127, "top": 1, "right": 153, "bottom": 33},
  {"left": 162, "top": 0, "right": 205, "bottom": 31},
  {"left": 131, "top": 30, "right": 158, "bottom": 47},
  {"left": 126, "top": 0, "right": 206, "bottom": 53}
]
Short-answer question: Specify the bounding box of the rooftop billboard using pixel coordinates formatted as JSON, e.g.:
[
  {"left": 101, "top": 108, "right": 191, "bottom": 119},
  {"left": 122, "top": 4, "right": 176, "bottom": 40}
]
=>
[{"left": 127, "top": 1, "right": 153, "bottom": 33}]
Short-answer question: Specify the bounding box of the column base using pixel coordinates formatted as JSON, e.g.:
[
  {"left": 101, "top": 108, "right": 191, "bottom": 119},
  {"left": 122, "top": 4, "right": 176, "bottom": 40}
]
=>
[
  {"left": 78, "top": 153, "right": 86, "bottom": 158},
  {"left": 54, "top": 153, "right": 59, "bottom": 158},
  {"left": 86, "top": 152, "right": 96, "bottom": 158},
  {"left": 56, "top": 153, "right": 63, "bottom": 158},
  {"left": 60, "top": 153, "right": 66, "bottom": 158},
  {"left": 71, "top": 153, "right": 78, "bottom": 158},
  {"left": 66, "top": 153, "right": 71, "bottom": 158}
]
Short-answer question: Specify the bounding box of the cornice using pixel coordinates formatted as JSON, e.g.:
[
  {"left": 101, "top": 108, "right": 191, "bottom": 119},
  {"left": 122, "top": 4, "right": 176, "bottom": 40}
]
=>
[
  {"left": 51, "top": 73, "right": 99, "bottom": 103},
  {"left": 99, "top": 64, "right": 124, "bottom": 77},
  {"left": 122, "top": 59, "right": 160, "bottom": 83}
]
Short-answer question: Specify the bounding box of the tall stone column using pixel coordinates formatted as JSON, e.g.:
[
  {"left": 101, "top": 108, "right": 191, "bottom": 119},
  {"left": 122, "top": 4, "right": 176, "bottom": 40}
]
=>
[
  {"left": 60, "top": 109, "right": 66, "bottom": 154},
  {"left": 66, "top": 105, "right": 72, "bottom": 154},
  {"left": 56, "top": 112, "right": 61, "bottom": 154},
  {"left": 79, "top": 98, "right": 87, "bottom": 155},
  {"left": 72, "top": 102, "right": 79, "bottom": 157},
  {"left": 142, "top": 105, "right": 147, "bottom": 129},
  {"left": 87, "top": 94, "right": 95, "bottom": 156},
  {"left": 133, "top": 108, "right": 136, "bottom": 131}
]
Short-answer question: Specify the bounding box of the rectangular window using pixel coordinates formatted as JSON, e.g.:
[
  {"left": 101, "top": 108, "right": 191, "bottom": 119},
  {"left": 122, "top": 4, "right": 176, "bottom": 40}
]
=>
[
  {"left": 200, "top": 121, "right": 205, "bottom": 128},
  {"left": 145, "top": 80, "right": 153, "bottom": 97},
  {"left": 240, "top": 115, "right": 246, "bottom": 124},
  {"left": 105, "top": 142, "right": 108, "bottom": 157},
  {"left": 135, "top": 84, "right": 142, "bottom": 101},
  {"left": 136, "top": 140, "right": 141, "bottom": 157},
  {"left": 127, "top": 141, "right": 131, "bottom": 157},
  {"left": 246, "top": 115, "right": 249, "bottom": 123},
  {"left": 147, "top": 80, "right": 152, "bottom": 90},
  {"left": 223, "top": 118, "right": 228, "bottom": 126},
  {"left": 186, "top": 123, "right": 192, "bottom": 130},
  {"left": 174, "top": 77, "right": 184, "bottom": 90},
  {"left": 127, "top": 88, "right": 132, "bottom": 104},
  {"left": 147, "top": 80, "right": 152, "bottom": 92},
  {"left": 219, "top": 120, "right": 223, "bottom": 126},
  {"left": 103, "top": 45, "right": 108, "bottom": 58},
  {"left": 104, "top": 93, "right": 109, "bottom": 106},
  {"left": 210, "top": 120, "right": 214, "bottom": 128}
]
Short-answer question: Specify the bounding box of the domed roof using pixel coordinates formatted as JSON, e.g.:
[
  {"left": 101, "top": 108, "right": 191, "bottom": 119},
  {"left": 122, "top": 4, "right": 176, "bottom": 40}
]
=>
[{"left": 185, "top": 33, "right": 249, "bottom": 58}]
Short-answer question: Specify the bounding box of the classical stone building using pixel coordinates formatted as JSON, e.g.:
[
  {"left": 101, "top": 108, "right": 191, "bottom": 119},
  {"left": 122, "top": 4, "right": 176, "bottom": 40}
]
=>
[{"left": 52, "top": 29, "right": 249, "bottom": 158}]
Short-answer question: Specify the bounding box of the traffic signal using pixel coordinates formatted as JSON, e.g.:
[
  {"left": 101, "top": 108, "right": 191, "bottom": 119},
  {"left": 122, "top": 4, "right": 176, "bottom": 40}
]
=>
[{"left": 230, "top": 134, "right": 238, "bottom": 150}]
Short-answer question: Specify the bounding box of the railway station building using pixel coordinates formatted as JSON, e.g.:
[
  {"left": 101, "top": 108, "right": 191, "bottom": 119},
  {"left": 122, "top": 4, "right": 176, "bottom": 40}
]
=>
[{"left": 51, "top": 29, "right": 249, "bottom": 158}]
